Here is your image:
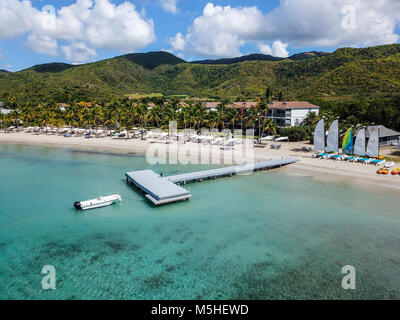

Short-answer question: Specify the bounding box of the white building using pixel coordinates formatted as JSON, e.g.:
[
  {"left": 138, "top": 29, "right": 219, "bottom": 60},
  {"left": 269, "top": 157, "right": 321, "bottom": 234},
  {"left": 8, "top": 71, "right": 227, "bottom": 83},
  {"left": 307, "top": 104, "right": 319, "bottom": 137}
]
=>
[
  {"left": 203, "top": 100, "right": 320, "bottom": 127},
  {"left": 267, "top": 101, "right": 320, "bottom": 127},
  {"left": 1, "top": 108, "right": 11, "bottom": 115}
]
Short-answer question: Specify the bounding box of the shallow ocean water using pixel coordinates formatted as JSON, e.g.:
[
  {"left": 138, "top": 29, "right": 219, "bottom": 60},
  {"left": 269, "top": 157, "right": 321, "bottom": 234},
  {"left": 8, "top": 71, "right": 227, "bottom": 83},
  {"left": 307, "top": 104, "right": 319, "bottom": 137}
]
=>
[{"left": 0, "top": 143, "right": 399, "bottom": 300}]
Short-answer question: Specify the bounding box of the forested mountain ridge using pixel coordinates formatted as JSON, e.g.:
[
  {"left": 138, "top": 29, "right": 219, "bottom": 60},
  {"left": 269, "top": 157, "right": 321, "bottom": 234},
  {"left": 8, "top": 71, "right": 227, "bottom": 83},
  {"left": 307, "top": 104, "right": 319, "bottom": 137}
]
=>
[{"left": 1, "top": 44, "right": 400, "bottom": 103}]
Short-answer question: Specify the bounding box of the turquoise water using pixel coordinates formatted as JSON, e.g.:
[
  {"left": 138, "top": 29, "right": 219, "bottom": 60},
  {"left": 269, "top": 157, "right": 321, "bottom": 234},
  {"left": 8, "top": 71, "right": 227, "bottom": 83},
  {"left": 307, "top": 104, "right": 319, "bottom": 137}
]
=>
[{"left": 0, "top": 143, "right": 400, "bottom": 300}]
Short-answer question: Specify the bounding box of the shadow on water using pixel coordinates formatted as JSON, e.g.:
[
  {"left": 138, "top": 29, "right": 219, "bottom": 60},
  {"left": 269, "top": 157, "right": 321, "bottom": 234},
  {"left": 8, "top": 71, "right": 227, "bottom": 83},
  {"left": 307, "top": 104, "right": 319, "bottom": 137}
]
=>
[{"left": 68, "top": 149, "right": 140, "bottom": 158}]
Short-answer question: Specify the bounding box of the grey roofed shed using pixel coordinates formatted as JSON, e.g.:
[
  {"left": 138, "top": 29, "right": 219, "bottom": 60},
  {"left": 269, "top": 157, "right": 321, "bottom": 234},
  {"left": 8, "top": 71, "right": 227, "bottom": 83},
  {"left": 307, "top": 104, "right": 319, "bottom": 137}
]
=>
[{"left": 365, "top": 125, "right": 400, "bottom": 146}]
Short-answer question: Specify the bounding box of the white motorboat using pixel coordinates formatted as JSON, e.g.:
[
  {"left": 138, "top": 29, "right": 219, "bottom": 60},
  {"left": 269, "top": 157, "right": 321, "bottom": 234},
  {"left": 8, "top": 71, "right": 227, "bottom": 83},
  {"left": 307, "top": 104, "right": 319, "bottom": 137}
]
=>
[
  {"left": 385, "top": 162, "right": 395, "bottom": 168},
  {"left": 74, "top": 194, "right": 122, "bottom": 210}
]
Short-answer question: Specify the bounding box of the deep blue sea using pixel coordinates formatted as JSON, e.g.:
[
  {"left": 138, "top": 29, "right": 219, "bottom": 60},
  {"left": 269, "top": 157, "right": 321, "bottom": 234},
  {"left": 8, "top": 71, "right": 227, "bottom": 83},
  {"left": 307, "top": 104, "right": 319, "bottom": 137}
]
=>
[{"left": 0, "top": 143, "right": 399, "bottom": 299}]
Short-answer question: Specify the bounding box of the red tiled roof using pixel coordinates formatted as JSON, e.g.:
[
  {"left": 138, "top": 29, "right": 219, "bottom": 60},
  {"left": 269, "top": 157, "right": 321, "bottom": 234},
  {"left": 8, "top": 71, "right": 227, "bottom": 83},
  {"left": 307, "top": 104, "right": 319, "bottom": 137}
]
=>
[
  {"left": 203, "top": 102, "right": 221, "bottom": 109},
  {"left": 203, "top": 101, "right": 319, "bottom": 110},
  {"left": 227, "top": 102, "right": 258, "bottom": 109},
  {"left": 268, "top": 101, "right": 319, "bottom": 109}
]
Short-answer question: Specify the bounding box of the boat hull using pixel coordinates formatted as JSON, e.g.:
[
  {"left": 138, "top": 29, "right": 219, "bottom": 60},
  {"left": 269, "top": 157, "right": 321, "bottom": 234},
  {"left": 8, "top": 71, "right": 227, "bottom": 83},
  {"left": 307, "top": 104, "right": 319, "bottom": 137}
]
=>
[
  {"left": 80, "top": 200, "right": 116, "bottom": 210},
  {"left": 74, "top": 195, "right": 122, "bottom": 210}
]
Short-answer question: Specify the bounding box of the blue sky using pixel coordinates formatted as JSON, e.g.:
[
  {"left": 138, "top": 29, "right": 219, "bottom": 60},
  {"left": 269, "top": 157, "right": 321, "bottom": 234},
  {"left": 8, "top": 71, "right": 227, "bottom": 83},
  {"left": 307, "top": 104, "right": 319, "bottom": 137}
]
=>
[{"left": 0, "top": 0, "right": 399, "bottom": 71}]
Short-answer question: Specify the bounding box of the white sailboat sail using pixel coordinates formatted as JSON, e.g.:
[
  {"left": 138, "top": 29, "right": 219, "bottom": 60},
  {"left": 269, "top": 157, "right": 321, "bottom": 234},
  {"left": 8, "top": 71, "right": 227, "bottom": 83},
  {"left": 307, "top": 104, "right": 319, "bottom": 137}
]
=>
[
  {"left": 314, "top": 119, "right": 325, "bottom": 152},
  {"left": 326, "top": 119, "right": 339, "bottom": 153},
  {"left": 366, "top": 127, "right": 380, "bottom": 158},
  {"left": 354, "top": 129, "right": 366, "bottom": 156}
]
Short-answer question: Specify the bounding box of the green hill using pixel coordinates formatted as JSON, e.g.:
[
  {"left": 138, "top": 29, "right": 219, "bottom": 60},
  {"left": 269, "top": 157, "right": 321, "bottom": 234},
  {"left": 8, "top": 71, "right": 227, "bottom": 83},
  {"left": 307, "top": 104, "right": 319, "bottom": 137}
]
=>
[
  {"left": 1, "top": 45, "right": 400, "bottom": 103},
  {"left": 191, "top": 53, "right": 282, "bottom": 64}
]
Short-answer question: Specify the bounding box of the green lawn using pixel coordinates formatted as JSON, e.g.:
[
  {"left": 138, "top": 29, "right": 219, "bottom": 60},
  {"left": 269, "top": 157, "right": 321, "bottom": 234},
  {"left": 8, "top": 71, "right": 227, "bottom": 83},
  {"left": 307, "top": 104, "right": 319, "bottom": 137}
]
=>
[{"left": 124, "top": 93, "right": 164, "bottom": 99}]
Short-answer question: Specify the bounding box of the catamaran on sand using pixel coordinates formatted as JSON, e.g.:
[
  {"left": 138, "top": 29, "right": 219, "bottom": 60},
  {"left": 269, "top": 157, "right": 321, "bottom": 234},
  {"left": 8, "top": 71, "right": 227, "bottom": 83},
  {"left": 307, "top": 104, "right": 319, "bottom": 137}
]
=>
[{"left": 74, "top": 194, "right": 122, "bottom": 210}]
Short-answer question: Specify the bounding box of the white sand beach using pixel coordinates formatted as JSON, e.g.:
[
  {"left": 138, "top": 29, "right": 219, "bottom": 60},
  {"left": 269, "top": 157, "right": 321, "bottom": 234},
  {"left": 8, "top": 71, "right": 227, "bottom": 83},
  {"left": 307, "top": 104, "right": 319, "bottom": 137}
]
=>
[{"left": 1, "top": 131, "right": 400, "bottom": 193}]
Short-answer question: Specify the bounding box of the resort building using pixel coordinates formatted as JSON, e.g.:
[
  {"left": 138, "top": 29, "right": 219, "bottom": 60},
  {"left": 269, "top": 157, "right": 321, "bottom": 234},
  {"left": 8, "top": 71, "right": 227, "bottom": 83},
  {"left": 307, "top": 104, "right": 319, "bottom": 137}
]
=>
[
  {"left": 267, "top": 101, "right": 320, "bottom": 127},
  {"left": 365, "top": 125, "right": 400, "bottom": 147},
  {"left": 1, "top": 108, "right": 11, "bottom": 114},
  {"left": 203, "top": 102, "right": 221, "bottom": 111},
  {"left": 203, "top": 101, "right": 258, "bottom": 112},
  {"left": 203, "top": 100, "right": 320, "bottom": 127}
]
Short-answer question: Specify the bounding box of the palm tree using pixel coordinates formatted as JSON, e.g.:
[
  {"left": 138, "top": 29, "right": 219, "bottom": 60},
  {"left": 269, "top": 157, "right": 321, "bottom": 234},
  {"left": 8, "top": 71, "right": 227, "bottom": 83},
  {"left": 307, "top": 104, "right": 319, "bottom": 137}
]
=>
[
  {"left": 226, "top": 108, "right": 239, "bottom": 131},
  {"left": 0, "top": 112, "right": 7, "bottom": 132},
  {"left": 178, "top": 105, "right": 191, "bottom": 132},
  {"left": 135, "top": 103, "right": 148, "bottom": 139},
  {"left": 260, "top": 118, "right": 277, "bottom": 138},
  {"left": 244, "top": 107, "right": 259, "bottom": 137},
  {"left": 147, "top": 105, "right": 160, "bottom": 128},
  {"left": 20, "top": 103, "right": 36, "bottom": 129},
  {"left": 301, "top": 111, "right": 320, "bottom": 127},
  {"left": 39, "top": 106, "right": 55, "bottom": 133},
  {"left": 91, "top": 104, "right": 104, "bottom": 132},
  {"left": 65, "top": 104, "right": 77, "bottom": 132},
  {"left": 10, "top": 108, "right": 22, "bottom": 130},
  {"left": 192, "top": 102, "right": 207, "bottom": 131}
]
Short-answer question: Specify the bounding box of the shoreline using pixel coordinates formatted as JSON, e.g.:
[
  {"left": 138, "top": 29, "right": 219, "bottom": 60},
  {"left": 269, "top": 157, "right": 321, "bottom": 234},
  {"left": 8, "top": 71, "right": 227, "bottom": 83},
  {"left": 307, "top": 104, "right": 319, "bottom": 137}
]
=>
[{"left": 1, "top": 132, "right": 400, "bottom": 194}]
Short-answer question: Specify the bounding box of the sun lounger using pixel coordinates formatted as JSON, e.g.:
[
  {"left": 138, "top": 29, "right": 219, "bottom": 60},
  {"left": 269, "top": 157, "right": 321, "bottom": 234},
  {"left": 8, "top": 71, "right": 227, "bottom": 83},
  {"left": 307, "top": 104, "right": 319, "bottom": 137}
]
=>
[
  {"left": 356, "top": 158, "right": 370, "bottom": 164},
  {"left": 313, "top": 153, "right": 329, "bottom": 158},
  {"left": 328, "top": 154, "right": 343, "bottom": 160},
  {"left": 370, "top": 159, "right": 386, "bottom": 166}
]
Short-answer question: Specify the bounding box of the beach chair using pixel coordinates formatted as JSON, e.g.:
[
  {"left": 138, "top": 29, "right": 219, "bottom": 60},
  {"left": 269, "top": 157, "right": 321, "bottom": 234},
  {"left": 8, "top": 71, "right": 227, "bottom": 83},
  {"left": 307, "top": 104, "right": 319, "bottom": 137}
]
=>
[
  {"left": 314, "top": 153, "right": 329, "bottom": 159},
  {"left": 357, "top": 158, "right": 370, "bottom": 164},
  {"left": 372, "top": 159, "right": 386, "bottom": 166}
]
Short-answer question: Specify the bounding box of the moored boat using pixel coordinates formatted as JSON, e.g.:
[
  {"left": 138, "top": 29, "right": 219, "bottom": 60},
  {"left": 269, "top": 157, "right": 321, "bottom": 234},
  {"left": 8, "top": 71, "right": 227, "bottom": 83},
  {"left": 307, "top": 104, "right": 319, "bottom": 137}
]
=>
[{"left": 74, "top": 194, "right": 122, "bottom": 210}]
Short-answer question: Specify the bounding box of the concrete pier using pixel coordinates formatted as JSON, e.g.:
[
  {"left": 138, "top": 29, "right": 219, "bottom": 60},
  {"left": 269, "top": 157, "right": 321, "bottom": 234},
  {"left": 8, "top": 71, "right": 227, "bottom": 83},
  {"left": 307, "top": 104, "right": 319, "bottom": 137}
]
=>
[{"left": 125, "top": 158, "right": 299, "bottom": 205}]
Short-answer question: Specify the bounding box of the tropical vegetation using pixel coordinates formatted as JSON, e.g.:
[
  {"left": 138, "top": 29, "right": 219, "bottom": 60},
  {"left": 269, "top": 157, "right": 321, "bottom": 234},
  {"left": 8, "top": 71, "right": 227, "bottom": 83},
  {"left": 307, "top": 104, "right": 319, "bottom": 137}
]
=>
[
  {"left": 0, "top": 95, "right": 279, "bottom": 138},
  {"left": 1, "top": 44, "right": 400, "bottom": 103}
]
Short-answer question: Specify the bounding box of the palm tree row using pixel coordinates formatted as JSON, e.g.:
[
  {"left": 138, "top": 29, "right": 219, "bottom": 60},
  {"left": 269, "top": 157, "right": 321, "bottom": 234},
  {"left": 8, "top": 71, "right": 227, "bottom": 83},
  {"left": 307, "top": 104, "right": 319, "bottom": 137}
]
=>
[{"left": 1, "top": 98, "right": 278, "bottom": 138}]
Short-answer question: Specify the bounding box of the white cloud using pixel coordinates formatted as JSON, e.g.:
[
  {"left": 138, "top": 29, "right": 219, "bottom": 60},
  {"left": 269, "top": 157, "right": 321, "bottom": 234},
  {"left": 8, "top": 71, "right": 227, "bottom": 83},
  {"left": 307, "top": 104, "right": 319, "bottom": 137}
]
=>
[
  {"left": 263, "top": 0, "right": 400, "bottom": 48},
  {"left": 259, "top": 41, "right": 289, "bottom": 58},
  {"left": 159, "top": 0, "right": 179, "bottom": 14},
  {"left": 61, "top": 42, "right": 97, "bottom": 64},
  {"left": 170, "top": 32, "right": 186, "bottom": 52},
  {"left": 25, "top": 33, "right": 58, "bottom": 56},
  {"left": 172, "top": 1, "right": 400, "bottom": 58},
  {"left": 0, "top": 0, "right": 36, "bottom": 39},
  {"left": 0, "top": 0, "right": 156, "bottom": 62},
  {"left": 181, "top": 3, "right": 264, "bottom": 58}
]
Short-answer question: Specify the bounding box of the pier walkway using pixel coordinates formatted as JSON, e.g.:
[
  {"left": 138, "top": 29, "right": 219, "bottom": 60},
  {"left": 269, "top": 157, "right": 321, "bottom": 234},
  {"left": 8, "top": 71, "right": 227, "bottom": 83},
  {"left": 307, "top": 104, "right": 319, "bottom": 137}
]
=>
[
  {"left": 125, "top": 157, "right": 299, "bottom": 205},
  {"left": 167, "top": 158, "right": 299, "bottom": 184}
]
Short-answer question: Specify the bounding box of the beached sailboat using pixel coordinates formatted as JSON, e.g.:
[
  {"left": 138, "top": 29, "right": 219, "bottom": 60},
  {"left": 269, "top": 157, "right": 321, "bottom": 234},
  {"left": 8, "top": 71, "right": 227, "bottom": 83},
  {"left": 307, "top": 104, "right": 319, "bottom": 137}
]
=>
[
  {"left": 314, "top": 119, "right": 325, "bottom": 152},
  {"left": 326, "top": 119, "right": 339, "bottom": 153},
  {"left": 366, "top": 127, "right": 380, "bottom": 158},
  {"left": 342, "top": 128, "right": 353, "bottom": 154},
  {"left": 354, "top": 128, "right": 366, "bottom": 156},
  {"left": 74, "top": 194, "right": 122, "bottom": 210}
]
